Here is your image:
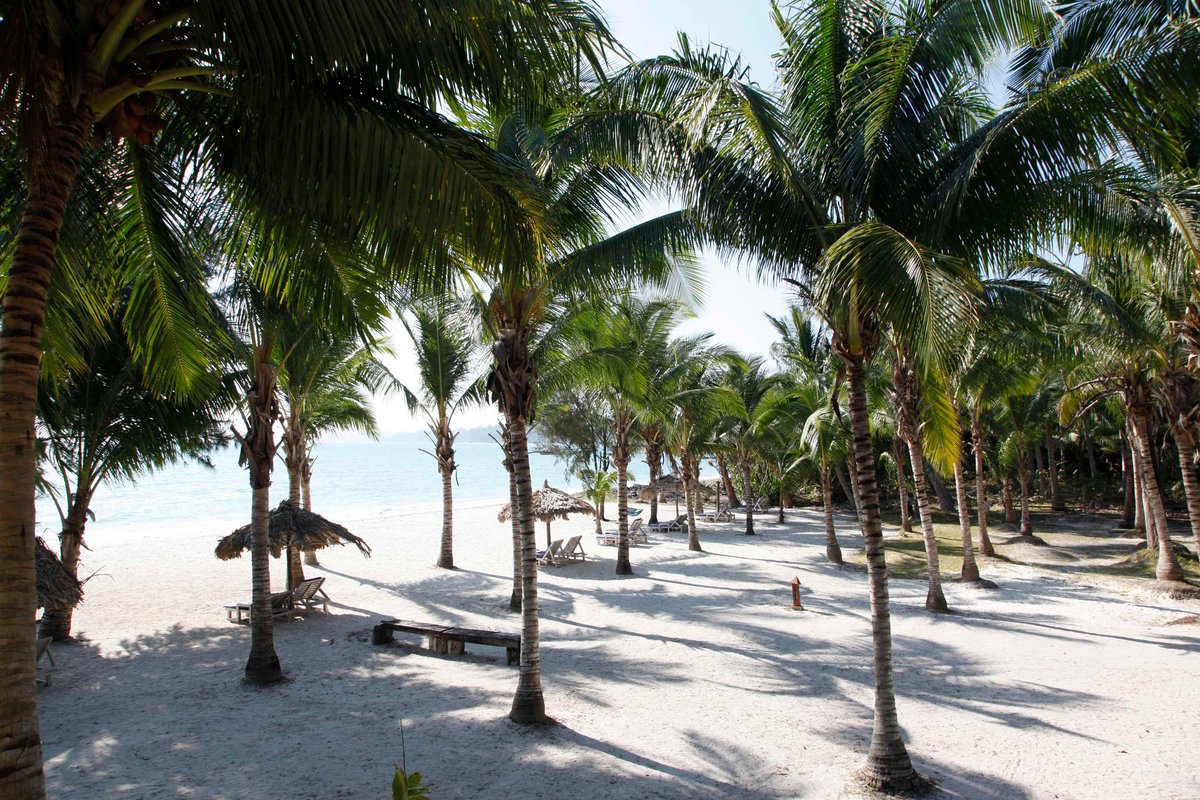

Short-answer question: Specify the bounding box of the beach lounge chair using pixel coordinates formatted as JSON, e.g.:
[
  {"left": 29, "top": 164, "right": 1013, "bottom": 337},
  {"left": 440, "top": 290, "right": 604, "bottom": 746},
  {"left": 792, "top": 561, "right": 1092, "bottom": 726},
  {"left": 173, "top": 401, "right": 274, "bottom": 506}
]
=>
[
  {"left": 696, "top": 504, "right": 733, "bottom": 522},
  {"left": 646, "top": 514, "right": 686, "bottom": 533},
  {"left": 35, "top": 635, "right": 55, "bottom": 687},
  {"left": 537, "top": 539, "right": 564, "bottom": 564},
  {"left": 558, "top": 535, "right": 587, "bottom": 562},
  {"left": 595, "top": 518, "right": 646, "bottom": 547},
  {"left": 224, "top": 576, "right": 329, "bottom": 624}
]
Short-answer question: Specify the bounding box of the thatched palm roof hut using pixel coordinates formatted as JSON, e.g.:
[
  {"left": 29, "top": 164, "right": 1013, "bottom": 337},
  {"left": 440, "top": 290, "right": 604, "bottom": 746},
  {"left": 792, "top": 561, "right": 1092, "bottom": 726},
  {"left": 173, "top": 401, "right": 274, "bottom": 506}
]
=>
[
  {"left": 498, "top": 482, "right": 596, "bottom": 548},
  {"left": 36, "top": 537, "right": 83, "bottom": 610},
  {"left": 215, "top": 501, "right": 371, "bottom": 590}
]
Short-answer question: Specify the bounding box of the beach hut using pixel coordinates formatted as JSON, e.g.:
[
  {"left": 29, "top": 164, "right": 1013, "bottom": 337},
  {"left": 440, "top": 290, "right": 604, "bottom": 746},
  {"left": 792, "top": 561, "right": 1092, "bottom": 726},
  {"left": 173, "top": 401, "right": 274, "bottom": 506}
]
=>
[
  {"left": 498, "top": 481, "right": 597, "bottom": 548},
  {"left": 215, "top": 501, "right": 371, "bottom": 591},
  {"left": 35, "top": 537, "right": 83, "bottom": 611}
]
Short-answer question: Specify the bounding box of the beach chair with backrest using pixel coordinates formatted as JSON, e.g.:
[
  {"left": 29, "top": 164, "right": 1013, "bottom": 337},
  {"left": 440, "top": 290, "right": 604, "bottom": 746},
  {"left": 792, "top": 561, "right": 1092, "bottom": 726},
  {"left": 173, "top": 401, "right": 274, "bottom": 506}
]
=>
[
  {"left": 646, "top": 514, "right": 686, "bottom": 532},
  {"left": 597, "top": 517, "right": 646, "bottom": 547},
  {"left": 290, "top": 576, "right": 329, "bottom": 616},
  {"left": 537, "top": 539, "right": 564, "bottom": 564},
  {"left": 557, "top": 535, "right": 586, "bottom": 563},
  {"left": 696, "top": 504, "right": 733, "bottom": 522}
]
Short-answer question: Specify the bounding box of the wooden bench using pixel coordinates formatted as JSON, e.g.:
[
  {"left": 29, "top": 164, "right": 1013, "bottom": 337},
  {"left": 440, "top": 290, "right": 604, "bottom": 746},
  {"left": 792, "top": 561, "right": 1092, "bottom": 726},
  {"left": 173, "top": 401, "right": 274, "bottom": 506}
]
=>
[{"left": 372, "top": 619, "right": 520, "bottom": 665}]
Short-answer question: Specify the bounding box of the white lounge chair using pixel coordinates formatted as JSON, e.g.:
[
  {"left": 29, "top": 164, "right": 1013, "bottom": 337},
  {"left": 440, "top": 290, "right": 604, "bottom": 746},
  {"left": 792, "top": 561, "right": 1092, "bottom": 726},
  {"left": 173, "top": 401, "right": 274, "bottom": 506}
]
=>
[
  {"left": 558, "top": 535, "right": 587, "bottom": 562},
  {"left": 646, "top": 514, "right": 686, "bottom": 532},
  {"left": 696, "top": 504, "right": 733, "bottom": 522},
  {"left": 596, "top": 518, "right": 646, "bottom": 546}
]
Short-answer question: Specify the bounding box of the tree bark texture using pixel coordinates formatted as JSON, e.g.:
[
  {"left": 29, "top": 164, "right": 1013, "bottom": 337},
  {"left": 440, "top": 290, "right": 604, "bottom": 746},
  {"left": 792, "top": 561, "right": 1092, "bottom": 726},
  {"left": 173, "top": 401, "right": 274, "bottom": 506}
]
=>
[
  {"left": 1129, "top": 405, "right": 1184, "bottom": 581},
  {"left": 927, "top": 465, "right": 955, "bottom": 513},
  {"left": 1173, "top": 430, "right": 1200, "bottom": 557},
  {"left": 614, "top": 412, "right": 633, "bottom": 575},
  {"left": 38, "top": 489, "right": 91, "bottom": 641},
  {"left": 972, "top": 408, "right": 994, "bottom": 556},
  {"left": 954, "top": 458, "right": 979, "bottom": 582},
  {"left": 716, "top": 453, "right": 741, "bottom": 509},
  {"left": 0, "top": 86, "right": 95, "bottom": 800},
  {"left": 1018, "top": 450, "right": 1033, "bottom": 536},
  {"left": 435, "top": 421, "right": 457, "bottom": 569},
  {"left": 1120, "top": 432, "right": 1136, "bottom": 529},
  {"left": 892, "top": 439, "right": 912, "bottom": 533},
  {"left": 740, "top": 457, "right": 755, "bottom": 535},
  {"left": 506, "top": 416, "right": 546, "bottom": 722},
  {"left": 1046, "top": 425, "right": 1065, "bottom": 511},
  {"left": 683, "top": 452, "right": 702, "bottom": 552},
  {"left": 841, "top": 347, "right": 921, "bottom": 792},
  {"left": 1034, "top": 441, "right": 1048, "bottom": 496},
  {"left": 821, "top": 464, "right": 843, "bottom": 564},
  {"left": 239, "top": 355, "right": 283, "bottom": 685},
  {"left": 646, "top": 436, "right": 662, "bottom": 524},
  {"left": 1003, "top": 474, "right": 1016, "bottom": 524}
]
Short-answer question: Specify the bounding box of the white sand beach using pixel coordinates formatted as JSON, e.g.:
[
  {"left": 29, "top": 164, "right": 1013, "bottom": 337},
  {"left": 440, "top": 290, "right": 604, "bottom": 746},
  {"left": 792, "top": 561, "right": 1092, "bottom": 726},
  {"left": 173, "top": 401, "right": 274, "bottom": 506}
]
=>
[{"left": 36, "top": 500, "right": 1200, "bottom": 799}]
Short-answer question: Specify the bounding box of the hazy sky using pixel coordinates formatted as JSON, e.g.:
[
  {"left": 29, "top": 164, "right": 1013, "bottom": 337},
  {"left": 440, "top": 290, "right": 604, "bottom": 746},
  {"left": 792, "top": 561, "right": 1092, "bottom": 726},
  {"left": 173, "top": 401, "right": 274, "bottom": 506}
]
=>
[{"left": 368, "top": 0, "right": 792, "bottom": 436}]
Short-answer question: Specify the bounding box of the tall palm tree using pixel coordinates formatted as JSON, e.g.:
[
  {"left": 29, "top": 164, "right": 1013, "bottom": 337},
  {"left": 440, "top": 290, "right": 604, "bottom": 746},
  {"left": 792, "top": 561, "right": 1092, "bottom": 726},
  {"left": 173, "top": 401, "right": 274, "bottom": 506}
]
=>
[
  {"left": 475, "top": 112, "right": 701, "bottom": 724},
  {"left": 570, "top": 297, "right": 682, "bottom": 573},
  {"left": 0, "top": 6, "right": 617, "bottom": 792},
  {"left": 718, "top": 354, "right": 781, "bottom": 535},
  {"left": 399, "top": 296, "right": 482, "bottom": 570},
  {"left": 789, "top": 383, "right": 850, "bottom": 563}
]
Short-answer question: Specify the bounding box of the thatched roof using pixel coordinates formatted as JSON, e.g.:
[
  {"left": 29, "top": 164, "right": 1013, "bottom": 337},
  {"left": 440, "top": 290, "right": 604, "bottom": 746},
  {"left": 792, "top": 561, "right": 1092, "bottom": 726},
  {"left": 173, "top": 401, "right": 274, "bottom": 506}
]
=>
[
  {"left": 497, "top": 482, "right": 596, "bottom": 523},
  {"left": 215, "top": 501, "right": 372, "bottom": 560},
  {"left": 639, "top": 473, "right": 683, "bottom": 501},
  {"left": 36, "top": 537, "right": 83, "bottom": 610}
]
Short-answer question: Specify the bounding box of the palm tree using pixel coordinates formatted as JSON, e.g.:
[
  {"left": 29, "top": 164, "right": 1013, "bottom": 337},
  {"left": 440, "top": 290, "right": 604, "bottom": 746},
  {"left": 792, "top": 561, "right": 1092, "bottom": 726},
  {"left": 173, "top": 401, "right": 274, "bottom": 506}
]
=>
[
  {"left": 279, "top": 324, "right": 392, "bottom": 572},
  {"left": 399, "top": 296, "right": 482, "bottom": 570},
  {"left": 790, "top": 384, "right": 850, "bottom": 563},
  {"left": 1, "top": 6, "right": 617, "bottom": 791},
  {"left": 718, "top": 355, "right": 781, "bottom": 535},
  {"left": 475, "top": 111, "right": 701, "bottom": 724},
  {"left": 593, "top": 0, "right": 1197, "bottom": 785},
  {"left": 570, "top": 297, "right": 682, "bottom": 573},
  {"left": 37, "top": 318, "right": 230, "bottom": 641}
]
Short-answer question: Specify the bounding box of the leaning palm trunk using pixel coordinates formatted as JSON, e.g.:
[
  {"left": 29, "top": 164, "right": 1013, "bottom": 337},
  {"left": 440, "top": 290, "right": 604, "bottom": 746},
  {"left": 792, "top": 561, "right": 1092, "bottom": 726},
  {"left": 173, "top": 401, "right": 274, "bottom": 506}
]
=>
[
  {"left": 1129, "top": 406, "right": 1184, "bottom": 581},
  {"left": 972, "top": 407, "right": 994, "bottom": 556},
  {"left": 282, "top": 429, "right": 306, "bottom": 590},
  {"left": 682, "top": 452, "right": 702, "bottom": 552},
  {"left": 1173, "top": 432, "right": 1200, "bottom": 556},
  {"left": 236, "top": 354, "right": 284, "bottom": 685},
  {"left": 301, "top": 449, "right": 318, "bottom": 565},
  {"left": 847, "top": 456, "right": 864, "bottom": 524},
  {"left": 820, "top": 464, "right": 843, "bottom": 564},
  {"left": 38, "top": 491, "right": 91, "bottom": 641},
  {"left": 841, "top": 348, "right": 921, "bottom": 791},
  {"left": 892, "top": 356, "right": 948, "bottom": 612},
  {"left": 954, "top": 459, "right": 979, "bottom": 582},
  {"left": 501, "top": 426, "right": 522, "bottom": 612},
  {"left": 740, "top": 457, "right": 755, "bottom": 535},
  {"left": 0, "top": 88, "right": 95, "bottom": 800},
  {"left": 646, "top": 436, "right": 662, "bottom": 524},
  {"left": 1120, "top": 433, "right": 1137, "bottom": 529},
  {"left": 905, "top": 440, "right": 949, "bottom": 612},
  {"left": 716, "top": 454, "right": 741, "bottom": 508},
  {"left": 892, "top": 440, "right": 912, "bottom": 533}
]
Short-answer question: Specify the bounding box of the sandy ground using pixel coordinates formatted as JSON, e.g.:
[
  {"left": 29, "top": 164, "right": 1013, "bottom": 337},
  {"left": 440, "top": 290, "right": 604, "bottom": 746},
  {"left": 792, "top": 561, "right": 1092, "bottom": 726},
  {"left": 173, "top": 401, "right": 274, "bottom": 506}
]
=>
[{"left": 35, "top": 497, "right": 1200, "bottom": 799}]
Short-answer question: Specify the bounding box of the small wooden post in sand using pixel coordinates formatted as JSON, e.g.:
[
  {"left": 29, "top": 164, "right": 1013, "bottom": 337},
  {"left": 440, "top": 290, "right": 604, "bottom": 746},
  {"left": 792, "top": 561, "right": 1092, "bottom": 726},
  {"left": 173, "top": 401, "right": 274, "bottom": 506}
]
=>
[{"left": 791, "top": 576, "right": 803, "bottom": 610}]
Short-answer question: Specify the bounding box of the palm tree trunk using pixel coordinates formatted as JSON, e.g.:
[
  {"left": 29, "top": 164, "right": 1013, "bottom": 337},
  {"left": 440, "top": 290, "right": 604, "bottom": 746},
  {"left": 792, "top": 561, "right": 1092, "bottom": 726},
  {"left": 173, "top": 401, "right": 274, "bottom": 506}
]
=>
[
  {"left": 905, "top": 440, "right": 949, "bottom": 612},
  {"left": 692, "top": 460, "right": 704, "bottom": 515},
  {"left": 1034, "top": 441, "right": 1048, "bottom": 497},
  {"left": 777, "top": 465, "right": 787, "bottom": 523},
  {"left": 301, "top": 450, "right": 318, "bottom": 566},
  {"left": 506, "top": 454, "right": 522, "bottom": 613},
  {"left": 954, "top": 458, "right": 979, "bottom": 582},
  {"left": 1084, "top": 427, "right": 1098, "bottom": 480},
  {"left": 740, "top": 457, "right": 755, "bottom": 535},
  {"left": 507, "top": 416, "right": 546, "bottom": 723},
  {"left": 437, "top": 465, "right": 455, "bottom": 570},
  {"left": 1018, "top": 449, "right": 1033, "bottom": 536},
  {"left": 242, "top": 356, "right": 283, "bottom": 685},
  {"left": 683, "top": 452, "right": 702, "bottom": 552},
  {"left": 615, "top": 423, "right": 633, "bottom": 575},
  {"left": 1120, "top": 432, "right": 1136, "bottom": 529},
  {"left": 972, "top": 408, "right": 993, "bottom": 556},
  {"left": 843, "top": 355, "right": 921, "bottom": 791},
  {"left": 1173, "top": 431, "right": 1200, "bottom": 556},
  {"left": 1131, "top": 435, "right": 1152, "bottom": 545},
  {"left": 1003, "top": 474, "right": 1016, "bottom": 524},
  {"left": 927, "top": 466, "right": 955, "bottom": 513},
  {"left": 821, "top": 464, "right": 843, "bottom": 564},
  {"left": 716, "top": 454, "right": 741, "bottom": 508},
  {"left": 1047, "top": 424, "right": 1065, "bottom": 511},
  {"left": 846, "top": 457, "right": 864, "bottom": 524},
  {"left": 647, "top": 440, "right": 661, "bottom": 524},
  {"left": 283, "top": 442, "right": 305, "bottom": 589},
  {"left": 0, "top": 92, "right": 95, "bottom": 800},
  {"left": 39, "top": 490, "right": 92, "bottom": 641},
  {"left": 892, "top": 439, "right": 912, "bottom": 533},
  {"left": 1129, "top": 408, "right": 1184, "bottom": 581}
]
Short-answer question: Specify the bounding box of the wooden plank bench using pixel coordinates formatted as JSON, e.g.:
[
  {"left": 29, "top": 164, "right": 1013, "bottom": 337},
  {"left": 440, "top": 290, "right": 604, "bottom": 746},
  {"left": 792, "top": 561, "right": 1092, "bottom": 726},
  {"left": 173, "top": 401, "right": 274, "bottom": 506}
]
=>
[{"left": 372, "top": 619, "right": 520, "bottom": 665}]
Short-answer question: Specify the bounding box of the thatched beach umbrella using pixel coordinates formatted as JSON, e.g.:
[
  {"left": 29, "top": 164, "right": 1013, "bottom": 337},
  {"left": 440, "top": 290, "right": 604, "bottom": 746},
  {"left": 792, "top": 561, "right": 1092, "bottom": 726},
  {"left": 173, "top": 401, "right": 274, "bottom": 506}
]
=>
[
  {"left": 498, "top": 481, "right": 597, "bottom": 548},
  {"left": 36, "top": 537, "right": 83, "bottom": 611},
  {"left": 215, "top": 501, "right": 371, "bottom": 591},
  {"left": 640, "top": 473, "right": 685, "bottom": 516}
]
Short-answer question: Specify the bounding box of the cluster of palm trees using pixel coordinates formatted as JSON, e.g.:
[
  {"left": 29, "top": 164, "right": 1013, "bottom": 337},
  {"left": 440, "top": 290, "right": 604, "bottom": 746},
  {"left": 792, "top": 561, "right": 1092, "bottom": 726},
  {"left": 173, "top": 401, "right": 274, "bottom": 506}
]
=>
[{"left": 2, "top": 0, "right": 1198, "bottom": 796}]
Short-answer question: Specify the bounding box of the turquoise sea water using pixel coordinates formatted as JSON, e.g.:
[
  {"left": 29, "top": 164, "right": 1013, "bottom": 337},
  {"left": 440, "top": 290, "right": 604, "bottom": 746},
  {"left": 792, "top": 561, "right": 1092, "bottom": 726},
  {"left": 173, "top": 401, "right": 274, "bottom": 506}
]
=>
[{"left": 33, "top": 440, "right": 590, "bottom": 540}]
